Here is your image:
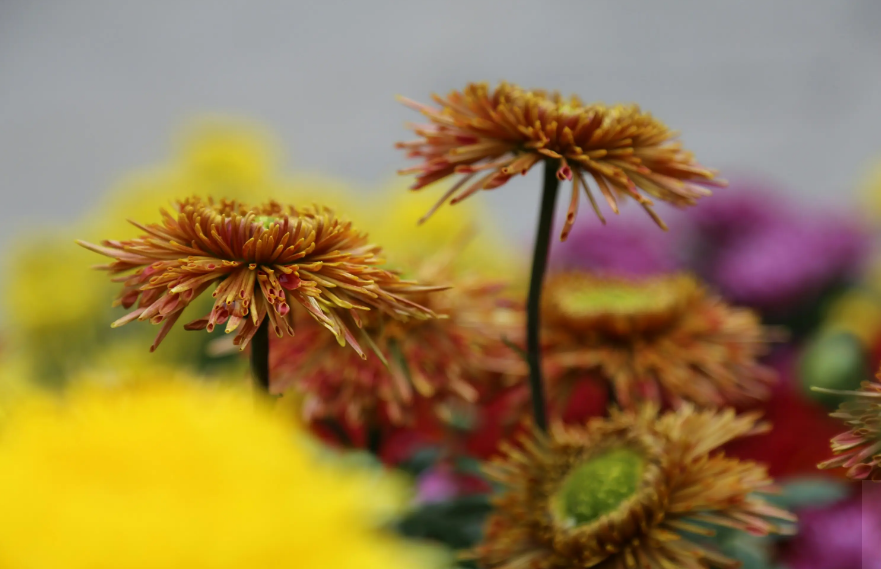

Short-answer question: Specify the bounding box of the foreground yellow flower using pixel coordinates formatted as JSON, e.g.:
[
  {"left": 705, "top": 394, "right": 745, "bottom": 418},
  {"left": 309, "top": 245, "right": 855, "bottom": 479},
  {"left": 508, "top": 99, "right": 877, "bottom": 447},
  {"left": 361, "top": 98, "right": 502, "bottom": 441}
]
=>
[
  {"left": 542, "top": 272, "right": 776, "bottom": 408},
  {"left": 271, "top": 250, "right": 525, "bottom": 425},
  {"left": 396, "top": 82, "right": 725, "bottom": 239},
  {"left": 817, "top": 369, "right": 881, "bottom": 480},
  {"left": 473, "top": 405, "right": 794, "bottom": 569},
  {"left": 0, "top": 378, "right": 446, "bottom": 569},
  {"left": 78, "top": 196, "right": 441, "bottom": 353}
]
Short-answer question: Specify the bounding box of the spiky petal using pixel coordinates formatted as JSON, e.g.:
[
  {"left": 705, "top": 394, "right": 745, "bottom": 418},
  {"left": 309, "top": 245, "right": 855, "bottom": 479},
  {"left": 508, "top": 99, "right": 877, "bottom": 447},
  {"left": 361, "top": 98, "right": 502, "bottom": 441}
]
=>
[{"left": 396, "top": 82, "right": 725, "bottom": 240}]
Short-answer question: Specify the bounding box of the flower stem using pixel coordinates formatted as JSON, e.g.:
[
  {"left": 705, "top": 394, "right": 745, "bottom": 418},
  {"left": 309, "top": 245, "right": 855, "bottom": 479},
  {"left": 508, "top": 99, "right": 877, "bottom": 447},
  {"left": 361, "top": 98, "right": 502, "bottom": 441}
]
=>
[
  {"left": 251, "top": 318, "right": 271, "bottom": 392},
  {"left": 526, "top": 160, "right": 560, "bottom": 432}
]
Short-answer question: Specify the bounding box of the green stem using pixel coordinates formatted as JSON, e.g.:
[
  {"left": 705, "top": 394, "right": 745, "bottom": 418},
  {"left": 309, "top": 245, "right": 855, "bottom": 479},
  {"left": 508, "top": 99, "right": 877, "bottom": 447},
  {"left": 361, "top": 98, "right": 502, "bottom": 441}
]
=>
[
  {"left": 526, "top": 160, "right": 560, "bottom": 432},
  {"left": 250, "top": 318, "right": 271, "bottom": 392}
]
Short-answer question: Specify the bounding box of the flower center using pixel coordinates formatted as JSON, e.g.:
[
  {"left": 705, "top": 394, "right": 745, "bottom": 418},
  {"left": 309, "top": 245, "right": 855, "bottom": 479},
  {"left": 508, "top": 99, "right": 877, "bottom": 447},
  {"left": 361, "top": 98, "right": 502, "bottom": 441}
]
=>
[
  {"left": 551, "top": 448, "right": 644, "bottom": 528},
  {"left": 556, "top": 283, "right": 670, "bottom": 318},
  {"left": 255, "top": 215, "right": 279, "bottom": 229}
]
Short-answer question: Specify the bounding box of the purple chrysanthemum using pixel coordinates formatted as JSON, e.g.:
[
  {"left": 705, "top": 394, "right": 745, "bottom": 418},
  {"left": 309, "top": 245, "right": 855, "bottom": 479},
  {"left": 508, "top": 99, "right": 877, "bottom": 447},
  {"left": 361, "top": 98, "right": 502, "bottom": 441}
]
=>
[
  {"left": 550, "top": 211, "right": 681, "bottom": 277},
  {"left": 781, "top": 484, "right": 881, "bottom": 569},
  {"left": 684, "top": 180, "right": 869, "bottom": 313},
  {"left": 705, "top": 214, "right": 868, "bottom": 312}
]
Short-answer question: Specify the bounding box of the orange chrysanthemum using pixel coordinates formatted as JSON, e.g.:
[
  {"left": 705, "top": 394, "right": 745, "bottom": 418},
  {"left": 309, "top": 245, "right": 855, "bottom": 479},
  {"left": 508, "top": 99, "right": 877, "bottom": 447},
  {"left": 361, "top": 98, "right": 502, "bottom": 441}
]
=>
[
  {"left": 818, "top": 370, "right": 881, "bottom": 480},
  {"left": 396, "top": 82, "right": 725, "bottom": 239},
  {"left": 472, "top": 405, "right": 794, "bottom": 569},
  {"left": 542, "top": 272, "right": 776, "bottom": 408},
  {"left": 77, "top": 197, "right": 440, "bottom": 353},
  {"left": 270, "top": 254, "right": 525, "bottom": 425}
]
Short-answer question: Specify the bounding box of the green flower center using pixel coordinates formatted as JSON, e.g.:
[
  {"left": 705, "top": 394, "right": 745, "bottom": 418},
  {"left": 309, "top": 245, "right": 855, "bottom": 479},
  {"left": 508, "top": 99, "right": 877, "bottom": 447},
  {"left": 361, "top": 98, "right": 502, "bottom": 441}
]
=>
[
  {"left": 551, "top": 448, "right": 644, "bottom": 528},
  {"left": 558, "top": 284, "right": 667, "bottom": 317},
  {"left": 255, "top": 215, "right": 279, "bottom": 229}
]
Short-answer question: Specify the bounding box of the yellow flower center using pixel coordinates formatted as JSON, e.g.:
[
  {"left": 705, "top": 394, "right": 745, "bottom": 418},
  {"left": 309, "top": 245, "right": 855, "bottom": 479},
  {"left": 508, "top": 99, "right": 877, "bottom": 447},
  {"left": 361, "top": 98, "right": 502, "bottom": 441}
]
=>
[{"left": 551, "top": 448, "right": 644, "bottom": 527}]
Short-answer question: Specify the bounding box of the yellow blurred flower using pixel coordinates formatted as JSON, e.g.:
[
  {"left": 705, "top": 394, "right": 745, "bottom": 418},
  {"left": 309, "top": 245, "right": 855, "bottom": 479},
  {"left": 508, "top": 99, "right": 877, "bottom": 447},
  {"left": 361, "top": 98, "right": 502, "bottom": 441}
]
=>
[
  {"left": 91, "top": 117, "right": 352, "bottom": 240},
  {"left": 0, "top": 376, "right": 446, "bottom": 569},
  {"left": 3, "top": 230, "right": 107, "bottom": 334},
  {"left": 859, "top": 157, "right": 881, "bottom": 226},
  {"left": 362, "top": 180, "right": 521, "bottom": 280}
]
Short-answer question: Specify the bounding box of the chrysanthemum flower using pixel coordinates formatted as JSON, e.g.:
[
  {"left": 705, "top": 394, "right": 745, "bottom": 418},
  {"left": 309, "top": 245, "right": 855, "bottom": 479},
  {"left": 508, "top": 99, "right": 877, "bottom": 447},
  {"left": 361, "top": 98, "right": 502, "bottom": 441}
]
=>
[
  {"left": 0, "top": 377, "right": 448, "bottom": 569},
  {"left": 77, "top": 196, "right": 440, "bottom": 352},
  {"left": 817, "top": 371, "right": 881, "bottom": 480},
  {"left": 542, "top": 272, "right": 775, "bottom": 408},
  {"left": 396, "top": 82, "right": 725, "bottom": 239},
  {"left": 472, "top": 405, "right": 794, "bottom": 569},
  {"left": 684, "top": 183, "right": 869, "bottom": 315},
  {"left": 271, "top": 253, "right": 525, "bottom": 425}
]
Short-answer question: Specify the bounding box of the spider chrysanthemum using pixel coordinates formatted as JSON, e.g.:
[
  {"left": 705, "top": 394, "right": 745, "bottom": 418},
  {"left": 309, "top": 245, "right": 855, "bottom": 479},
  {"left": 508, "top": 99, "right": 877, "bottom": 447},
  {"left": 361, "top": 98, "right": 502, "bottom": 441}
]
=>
[
  {"left": 542, "top": 272, "right": 776, "bottom": 408},
  {"left": 818, "top": 370, "right": 881, "bottom": 480},
  {"left": 472, "top": 405, "right": 794, "bottom": 569},
  {"left": 270, "top": 256, "right": 525, "bottom": 425},
  {"left": 396, "top": 82, "right": 725, "bottom": 239},
  {"left": 77, "top": 196, "right": 441, "bottom": 353}
]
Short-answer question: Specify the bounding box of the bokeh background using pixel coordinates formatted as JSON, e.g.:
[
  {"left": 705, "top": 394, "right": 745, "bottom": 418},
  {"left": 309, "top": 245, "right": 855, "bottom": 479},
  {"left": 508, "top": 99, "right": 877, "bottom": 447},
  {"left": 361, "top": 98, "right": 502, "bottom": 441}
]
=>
[
  {"left": 2, "top": 0, "right": 881, "bottom": 262},
  {"left": 3, "top": 3, "right": 881, "bottom": 567}
]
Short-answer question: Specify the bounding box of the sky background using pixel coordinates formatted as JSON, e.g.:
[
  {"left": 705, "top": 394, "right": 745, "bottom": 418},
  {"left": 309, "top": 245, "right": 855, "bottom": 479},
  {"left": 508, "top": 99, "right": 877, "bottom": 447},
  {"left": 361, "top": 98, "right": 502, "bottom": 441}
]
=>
[{"left": 2, "top": 0, "right": 881, "bottom": 254}]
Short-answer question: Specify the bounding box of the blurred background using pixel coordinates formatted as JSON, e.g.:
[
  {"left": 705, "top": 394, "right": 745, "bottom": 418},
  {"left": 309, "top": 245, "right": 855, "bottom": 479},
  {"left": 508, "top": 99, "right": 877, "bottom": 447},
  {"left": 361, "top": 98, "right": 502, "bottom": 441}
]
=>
[
  {"left": 2, "top": 0, "right": 881, "bottom": 258},
  {"left": 3, "top": 3, "right": 881, "bottom": 567}
]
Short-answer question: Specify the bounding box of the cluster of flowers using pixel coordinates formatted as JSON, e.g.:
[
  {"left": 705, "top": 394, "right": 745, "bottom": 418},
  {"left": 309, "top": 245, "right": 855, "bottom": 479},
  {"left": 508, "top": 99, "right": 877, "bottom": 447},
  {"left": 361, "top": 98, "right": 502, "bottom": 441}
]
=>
[{"left": 0, "top": 83, "right": 880, "bottom": 568}]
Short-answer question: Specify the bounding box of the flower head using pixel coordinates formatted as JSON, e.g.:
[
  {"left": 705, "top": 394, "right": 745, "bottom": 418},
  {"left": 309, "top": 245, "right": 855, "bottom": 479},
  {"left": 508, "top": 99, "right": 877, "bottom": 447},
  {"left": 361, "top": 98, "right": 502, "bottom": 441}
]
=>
[
  {"left": 0, "top": 377, "right": 447, "bottom": 569},
  {"left": 683, "top": 184, "right": 869, "bottom": 314},
  {"left": 818, "top": 370, "right": 881, "bottom": 480},
  {"left": 271, "top": 250, "right": 524, "bottom": 425},
  {"left": 78, "top": 196, "right": 440, "bottom": 353},
  {"left": 472, "top": 405, "right": 794, "bottom": 569},
  {"left": 704, "top": 215, "right": 868, "bottom": 313},
  {"left": 542, "top": 271, "right": 776, "bottom": 408},
  {"left": 396, "top": 82, "right": 724, "bottom": 239}
]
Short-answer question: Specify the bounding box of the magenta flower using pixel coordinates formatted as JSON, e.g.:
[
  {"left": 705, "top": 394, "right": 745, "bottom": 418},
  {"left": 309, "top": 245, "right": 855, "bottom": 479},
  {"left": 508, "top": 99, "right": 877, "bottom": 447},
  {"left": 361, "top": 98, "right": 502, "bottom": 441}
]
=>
[{"left": 781, "top": 483, "right": 881, "bottom": 569}]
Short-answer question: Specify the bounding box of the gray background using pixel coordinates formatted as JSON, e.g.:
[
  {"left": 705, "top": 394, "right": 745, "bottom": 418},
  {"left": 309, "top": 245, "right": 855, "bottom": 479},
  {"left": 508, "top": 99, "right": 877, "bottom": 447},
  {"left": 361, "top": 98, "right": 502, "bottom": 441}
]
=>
[{"left": 2, "top": 0, "right": 881, "bottom": 252}]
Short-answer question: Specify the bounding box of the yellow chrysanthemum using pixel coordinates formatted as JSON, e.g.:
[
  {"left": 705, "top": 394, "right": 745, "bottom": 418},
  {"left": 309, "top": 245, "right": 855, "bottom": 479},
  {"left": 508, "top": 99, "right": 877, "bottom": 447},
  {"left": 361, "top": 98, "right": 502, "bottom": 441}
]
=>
[
  {"left": 363, "top": 180, "right": 520, "bottom": 279},
  {"left": 0, "top": 377, "right": 448, "bottom": 569},
  {"left": 93, "top": 117, "right": 354, "bottom": 240},
  {"left": 858, "top": 156, "right": 881, "bottom": 226}
]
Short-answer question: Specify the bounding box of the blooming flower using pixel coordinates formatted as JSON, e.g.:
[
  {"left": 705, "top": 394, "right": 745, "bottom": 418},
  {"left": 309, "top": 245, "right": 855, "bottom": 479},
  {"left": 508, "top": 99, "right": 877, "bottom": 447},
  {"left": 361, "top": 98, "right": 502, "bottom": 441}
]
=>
[
  {"left": 270, "top": 251, "right": 524, "bottom": 425},
  {"left": 78, "top": 196, "right": 440, "bottom": 353},
  {"left": 541, "top": 271, "right": 776, "bottom": 408},
  {"left": 818, "top": 370, "right": 881, "bottom": 480},
  {"left": 683, "top": 184, "right": 869, "bottom": 314},
  {"left": 471, "top": 405, "right": 794, "bottom": 569},
  {"left": 705, "top": 216, "right": 868, "bottom": 313},
  {"left": 396, "top": 82, "right": 724, "bottom": 239},
  {"left": 0, "top": 377, "right": 447, "bottom": 569}
]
